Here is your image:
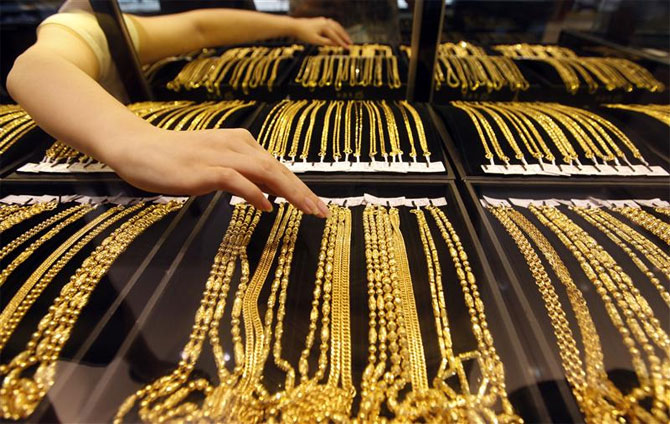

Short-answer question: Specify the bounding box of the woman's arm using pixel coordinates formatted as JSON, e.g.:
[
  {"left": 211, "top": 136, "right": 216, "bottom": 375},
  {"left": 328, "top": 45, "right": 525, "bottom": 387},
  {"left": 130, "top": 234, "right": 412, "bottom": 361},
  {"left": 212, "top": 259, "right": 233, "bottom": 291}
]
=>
[
  {"left": 7, "top": 25, "right": 330, "bottom": 217},
  {"left": 133, "top": 10, "right": 351, "bottom": 64}
]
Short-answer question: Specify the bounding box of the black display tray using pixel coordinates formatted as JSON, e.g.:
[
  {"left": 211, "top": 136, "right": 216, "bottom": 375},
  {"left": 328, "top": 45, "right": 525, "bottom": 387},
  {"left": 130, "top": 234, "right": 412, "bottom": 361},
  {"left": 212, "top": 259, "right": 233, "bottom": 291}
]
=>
[
  {"left": 20, "top": 181, "right": 571, "bottom": 423},
  {"left": 431, "top": 104, "right": 670, "bottom": 183},
  {"left": 461, "top": 179, "right": 670, "bottom": 423}
]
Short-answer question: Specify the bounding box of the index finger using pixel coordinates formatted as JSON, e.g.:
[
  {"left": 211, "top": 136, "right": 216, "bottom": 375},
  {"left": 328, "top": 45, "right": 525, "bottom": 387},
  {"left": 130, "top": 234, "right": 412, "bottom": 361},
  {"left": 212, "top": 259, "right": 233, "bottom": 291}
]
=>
[{"left": 330, "top": 20, "right": 353, "bottom": 45}]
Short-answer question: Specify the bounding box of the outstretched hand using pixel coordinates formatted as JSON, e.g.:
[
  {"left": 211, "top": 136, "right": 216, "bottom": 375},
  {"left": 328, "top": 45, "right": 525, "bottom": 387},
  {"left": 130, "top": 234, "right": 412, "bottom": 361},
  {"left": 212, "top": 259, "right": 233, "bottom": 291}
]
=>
[
  {"left": 108, "top": 126, "right": 330, "bottom": 218},
  {"left": 292, "top": 17, "right": 352, "bottom": 48}
]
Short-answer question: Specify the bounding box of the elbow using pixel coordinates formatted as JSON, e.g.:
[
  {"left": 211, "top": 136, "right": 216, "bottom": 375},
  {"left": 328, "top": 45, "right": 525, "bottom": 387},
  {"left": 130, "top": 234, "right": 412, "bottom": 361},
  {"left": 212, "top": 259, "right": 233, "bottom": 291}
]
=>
[{"left": 6, "top": 51, "right": 33, "bottom": 101}]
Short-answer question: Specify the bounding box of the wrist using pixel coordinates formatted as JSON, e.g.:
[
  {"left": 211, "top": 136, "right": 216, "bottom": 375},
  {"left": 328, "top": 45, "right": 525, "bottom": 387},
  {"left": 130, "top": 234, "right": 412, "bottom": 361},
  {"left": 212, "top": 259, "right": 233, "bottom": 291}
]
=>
[
  {"left": 280, "top": 15, "right": 300, "bottom": 38},
  {"left": 95, "top": 120, "right": 159, "bottom": 171}
]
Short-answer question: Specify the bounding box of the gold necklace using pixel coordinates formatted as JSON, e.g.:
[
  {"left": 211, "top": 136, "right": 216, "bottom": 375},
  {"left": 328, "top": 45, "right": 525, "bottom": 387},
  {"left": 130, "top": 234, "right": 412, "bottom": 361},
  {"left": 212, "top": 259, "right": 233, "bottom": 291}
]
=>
[
  {"left": 0, "top": 204, "right": 139, "bottom": 351},
  {"left": 605, "top": 104, "right": 670, "bottom": 126},
  {"left": 0, "top": 204, "right": 96, "bottom": 287},
  {"left": 573, "top": 207, "right": 670, "bottom": 307},
  {"left": 532, "top": 205, "right": 670, "bottom": 418},
  {"left": 0, "top": 202, "right": 182, "bottom": 420},
  {"left": 277, "top": 205, "right": 354, "bottom": 422},
  {"left": 115, "top": 204, "right": 260, "bottom": 423},
  {"left": 614, "top": 207, "right": 670, "bottom": 245},
  {"left": 489, "top": 206, "right": 627, "bottom": 422},
  {"left": 427, "top": 206, "right": 518, "bottom": 420},
  {"left": 0, "top": 204, "right": 87, "bottom": 262},
  {"left": 0, "top": 202, "right": 58, "bottom": 233}
]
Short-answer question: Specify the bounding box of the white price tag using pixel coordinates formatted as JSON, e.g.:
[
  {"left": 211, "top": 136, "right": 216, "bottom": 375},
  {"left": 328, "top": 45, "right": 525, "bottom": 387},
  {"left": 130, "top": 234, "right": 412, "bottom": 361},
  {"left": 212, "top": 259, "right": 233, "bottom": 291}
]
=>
[
  {"left": 594, "top": 164, "right": 619, "bottom": 176},
  {"left": 17, "top": 163, "right": 41, "bottom": 173},
  {"left": 613, "top": 165, "right": 637, "bottom": 176},
  {"left": 482, "top": 196, "right": 511, "bottom": 207},
  {"left": 329, "top": 161, "right": 352, "bottom": 172},
  {"left": 387, "top": 197, "right": 406, "bottom": 207},
  {"left": 542, "top": 163, "right": 567, "bottom": 176},
  {"left": 60, "top": 195, "right": 82, "bottom": 203},
  {"left": 571, "top": 199, "right": 598, "bottom": 208},
  {"left": 564, "top": 164, "right": 597, "bottom": 176},
  {"left": 363, "top": 193, "right": 383, "bottom": 205},
  {"left": 0, "top": 195, "right": 31, "bottom": 204},
  {"left": 647, "top": 166, "right": 670, "bottom": 177},
  {"left": 409, "top": 198, "right": 430, "bottom": 207},
  {"left": 430, "top": 197, "right": 448, "bottom": 207},
  {"left": 509, "top": 198, "right": 539, "bottom": 208},
  {"left": 230, "top": 196, "right": 246, "bottom": 205},
  {"left": 543, "top": 199, "right": 562, "bottom": 207},
  {"left": 609, "top": 200, "right": 640, "bottom": 209},
  {"left": 345, "top": 196, "right": 365, "bottom": 206},
  {"left": 387, "top": 162, "right": 409, "bottom": 173}
]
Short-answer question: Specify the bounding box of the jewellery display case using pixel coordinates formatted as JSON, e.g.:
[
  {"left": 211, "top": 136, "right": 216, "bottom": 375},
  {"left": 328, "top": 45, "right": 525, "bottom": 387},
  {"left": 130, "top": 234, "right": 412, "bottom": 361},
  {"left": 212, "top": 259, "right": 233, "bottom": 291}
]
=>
[
  {"left": 2, "top": 182, "right": 575, "bottom": 423},
  {"left": 461, "top": 180, "right": 670, "bottom": 423},
  {"left": 1, "top": 0, "right": 669, "bottom": 423}
]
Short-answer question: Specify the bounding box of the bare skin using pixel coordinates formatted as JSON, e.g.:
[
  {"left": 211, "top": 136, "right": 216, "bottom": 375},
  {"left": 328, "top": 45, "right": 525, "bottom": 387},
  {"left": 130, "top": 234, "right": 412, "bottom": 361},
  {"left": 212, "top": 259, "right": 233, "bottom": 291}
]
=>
[{"left": 7, "top": 10, "right": 352, "bottom": 217}]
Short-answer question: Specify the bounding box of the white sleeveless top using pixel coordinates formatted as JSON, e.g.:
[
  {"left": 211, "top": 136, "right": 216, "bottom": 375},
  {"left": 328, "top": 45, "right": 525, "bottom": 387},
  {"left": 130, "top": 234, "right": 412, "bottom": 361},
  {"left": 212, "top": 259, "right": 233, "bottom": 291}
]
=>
[{"left": 38, "top": 0, "right": 141, "bottom": 102}]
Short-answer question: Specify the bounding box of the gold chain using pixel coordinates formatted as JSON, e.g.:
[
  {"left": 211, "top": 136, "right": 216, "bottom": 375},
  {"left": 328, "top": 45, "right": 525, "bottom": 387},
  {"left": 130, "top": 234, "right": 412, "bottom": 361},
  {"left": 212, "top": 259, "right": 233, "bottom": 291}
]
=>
[{"left": 0, "top": 202, "right": 182, "bottom": 420}]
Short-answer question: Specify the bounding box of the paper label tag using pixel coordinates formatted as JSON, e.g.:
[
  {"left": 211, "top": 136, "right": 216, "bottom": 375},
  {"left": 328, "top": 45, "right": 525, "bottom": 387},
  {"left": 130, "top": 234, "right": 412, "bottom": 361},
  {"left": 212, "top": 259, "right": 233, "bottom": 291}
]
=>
[
  {"left": 363, "top": 193, "right": 384, "bottom": 205},
  {"left": 0, "top": 195, "right": 31, "bottom": 204},
  {"left": 482, "top": 196, "right": 511, "bottom": 207},
  {"left": 334, "top": 161, "right": 355, "bottom": 172},
  {"left": 509, "top": 198, "right": 540, "bottom": 208},
  {"left": 553, "top": 199, "right": 574, "bottom": 206},
  {"left": 230, "top": 196, "right": 246, "bottom": 205},
  {"left": 17, "top": 163, "right": 40, "bottom": 173},
  {"left": 571, "top": 199, "right": 598, "bottom": 208},
  {"left": 613, "top": 165, "right": 637, "bottom": 176},
  {"left": 482, "top": 164, "right": 509, "bottom": 175},
  {"left": 387, "top": 162, "right": 409, "bottom": 173},
  {"left": 409, "top": 198, "right": 430, "bottom": 207},
  {"left": 543, "top": 199, "right": 562, "bottom": 207},
  {"left": 154, "top": 196, "right": 188, "bottom": 204},
  {"left": 609, "top": 200, "right": 640, "bottom": 208},
  {"left": 586, "top": 197, "right": 611, "bottom": 208},
  {"left": 541, "top": 163, "right": 567, "bottom": 176},
  {"left": 430, "top": 197, "right": 448, "bottom": 207},
  {"left": 387, "top": 197, "right": 407, "bottom": 207},
  {"left": 633, "top": 198, "right": 670, "bottom": 208},
  {"left": 60, "top": 195, "right": 82, "bottom": 203},
  {"left": 287, "top": 162, "right": 308, "bottom": 173},
  {"left": 593, "top": 164, "right": 619, "bottom": 175},
  {"left": 341, "top": 196, "right": 363, "bottom": 206},
  {"left": 407, "top": 161, "right": 446, "bottom": 173},
  {"left": 647, "top": 166, "right": 670, "bottom": 177},
  {"left": 349, "top": 162, "right": 373, "bottom": 172}
]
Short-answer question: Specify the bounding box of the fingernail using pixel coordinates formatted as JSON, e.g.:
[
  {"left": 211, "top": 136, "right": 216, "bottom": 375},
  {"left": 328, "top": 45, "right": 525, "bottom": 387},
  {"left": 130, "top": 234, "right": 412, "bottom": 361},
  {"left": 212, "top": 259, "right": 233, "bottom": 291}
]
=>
[
  {"left": 303, "top": 197, "right": 319, "bottom": 216},
  {"left": 263, "top": 198, "right": 273, "bottom": 212},
  {"left": 316, "top": 198, "right": 330, "bottom": 218}
]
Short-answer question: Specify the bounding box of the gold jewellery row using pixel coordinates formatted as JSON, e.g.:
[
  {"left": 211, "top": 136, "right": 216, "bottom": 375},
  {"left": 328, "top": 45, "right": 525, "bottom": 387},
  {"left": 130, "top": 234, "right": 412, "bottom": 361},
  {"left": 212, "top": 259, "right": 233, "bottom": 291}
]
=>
[
  {"left": 168, "top": 45, "right": 305, "bottom": 95},
  {"left": 401, "top": 42, "right": 530, "bottom": 93},
  {"left": 484, "top": 198, "right": 670, "bottom": 423},
  {"left": 494, "top": 44, "right": 664, "bottom": 94},
  {"left": 295, "top": 44, "right": 402, "bottom": 90},
  {"left": 452, "top": 101, "right": 667, "bottom": 176},
  {"left": 255, "top": 99, "right": 446, "bottom": 173}
]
